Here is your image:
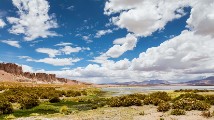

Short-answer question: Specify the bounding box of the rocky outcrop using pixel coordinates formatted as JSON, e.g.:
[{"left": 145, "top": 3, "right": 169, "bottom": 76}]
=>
[
  {"left": 0, "top": 63, "right": 68, "bottom": 83},
  {"left": 57, "top": 78, "right": 68, "bottom": 83},
  {"left": 0, "top": 63, "right": 23, "bottom": 75}
]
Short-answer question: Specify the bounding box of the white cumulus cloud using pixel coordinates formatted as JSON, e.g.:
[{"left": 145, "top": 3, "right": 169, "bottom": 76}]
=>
[
  {"left": 7, "top": 0, "right": 59, "bottom": 41},
  {"left": 95, "top": 29, "right": 113, "bottom": 38},
  {"left": 36, "top": 48, "right": 60, "bottom": 57},
  {"left": 0, "top": 19, "right": 6, "bottom": 28},
  {"left": 105, "top": 0, "right": 189, "bottom": 37},
  {"left": 1, "top": 40, "right": 21, "bottom": 48}
]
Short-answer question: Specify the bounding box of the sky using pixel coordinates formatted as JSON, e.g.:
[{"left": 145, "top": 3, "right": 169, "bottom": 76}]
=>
[{"left": 0, "top": 0, "right": 214, "bottom": 84}]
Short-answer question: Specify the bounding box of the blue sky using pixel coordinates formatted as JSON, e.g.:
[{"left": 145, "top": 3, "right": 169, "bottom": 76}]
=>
[{"left": 0, "top": 0, "right": 214, "bottom": 83}]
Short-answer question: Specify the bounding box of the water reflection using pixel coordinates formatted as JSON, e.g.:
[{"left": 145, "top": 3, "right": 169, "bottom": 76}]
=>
[{"left": 101, "top": 86, "right": 214, "bottom": 96}]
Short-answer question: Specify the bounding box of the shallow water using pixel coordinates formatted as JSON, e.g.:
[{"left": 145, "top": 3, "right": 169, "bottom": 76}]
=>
[{"left": 101, "top": 86, "right": 214, "bottom": 96}]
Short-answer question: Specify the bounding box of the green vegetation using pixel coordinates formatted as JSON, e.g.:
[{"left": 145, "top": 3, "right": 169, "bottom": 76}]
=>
[
  {"left": 59, "top": 106, "right": 69, "bottom": 114},
  {"left": 173, "top": 93, "right": 205, "bottom": 101},
  {"left": 143, "top": 92, "right": 170, "bottom": 105},
  {"left": 172, "top": 98, "right": 210, "bottom": 111},
  {"left": 170, "top": 109, "right": 186, "bottom": 115},
  {"left": 108, "top": 95, "right": 142, "bottom": 107},
  {"left": 49, "top": 97, "right": 61, "bottom": 103},
  {"left": 157, "top": 102, "right": 170, "bottom": 112},
  {"left": 174, "top": 89, "right": 213, "bottom": 93},
  {"left": 0, "top": 84, "right": 103, "bottom": 119},
  {"left": 1, "top": 83, "right": 214, "bottom": 119},
  {"left": 205, "top": 95, "right": 214, "bottom": 105},
  {"left": 0, "top": 100, "right": 13, "bottom": 115}
]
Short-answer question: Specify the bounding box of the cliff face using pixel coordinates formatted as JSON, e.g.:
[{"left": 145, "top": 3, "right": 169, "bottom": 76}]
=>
[
  {"left": 0, "top": 63, "right": 67, "bottom": 83},
  {"left": 0, "top": 63, "right": 23, "bottom": 75}
]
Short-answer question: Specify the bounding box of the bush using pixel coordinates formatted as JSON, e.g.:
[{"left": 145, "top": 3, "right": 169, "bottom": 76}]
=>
[
  {"left": 172, "top": 98, "right": 210, "bottom": 111},
  {"left": 201, "top": 111, "right": 212, "bottom": 118},
  {"left": 139, "top": 111, "right": 144, "bottom": 115},
  {"left": 171, "top": 109, "right": 186, "bottom": 115},
  {"left": 143, "top": 92, "right": 170, "bottom": 105},
  {"left": 108, "top": 96, "right": 142, "bottom": 107},
  {"left": 20, "top": 98, "right": 40, "bottom": 109},
  {"left": 4, "top": 114, "right": 16, "bottom": 119},
  {"left": 34, "top": 104, "right": 58, "bottom": 112},
  {"left": 157, "top": 102, "right": 171, "bottom": 112},
  {"left": 143, "top": 97, "right": 164, "bottom": 106},
  {"left": 0, "top": 101, "right": 13, "bottom": 115},
  {"left": 49, "top": 97, "right": 60, "bottom": 103},
  {"left": 174, "top": 89, "right": 210, "bottom": 93},
  {"left": 127, "top": 93, "right": 146, "bottom": 100},
  {"left": 205, "top": 95, "right": 214, "bottom": 105},
  {"left": 80, "top": 90, "right": 87, "bottom": 96},
  {"left": 66, "top": 90, "right": 81, "bottom": 97},
  {"left": 59, "top": 105, "right": 69, "bottom": 114},
  {"left": 149, "top": 92, "right": 171, "bottom": 101},
  {"left": 173, "top": 93, "right": 205, "bottom": 101}
]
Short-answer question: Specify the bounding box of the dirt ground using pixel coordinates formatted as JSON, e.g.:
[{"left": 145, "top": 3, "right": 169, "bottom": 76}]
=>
[{"left": 17, "top": 105, "right": 214, "bottom": 120}]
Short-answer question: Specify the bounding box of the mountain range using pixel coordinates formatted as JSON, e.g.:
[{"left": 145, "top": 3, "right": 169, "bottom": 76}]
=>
[{"left": 107, "top": 77, "right": 214, "bottom": 86}]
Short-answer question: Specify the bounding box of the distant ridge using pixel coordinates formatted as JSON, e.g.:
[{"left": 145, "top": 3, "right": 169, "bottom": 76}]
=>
[
  {"left": 184, "top": 76, "right": 214, "bottom": 85},
  {"left": 107, "top": 80, "right": 171, "bottom": 86}
]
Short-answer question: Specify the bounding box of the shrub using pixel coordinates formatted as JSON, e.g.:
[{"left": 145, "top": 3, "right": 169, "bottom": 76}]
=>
[
  {"left": 205, "top": 95, "right": 214, "bottom": 105},
  {"left": 81, "top": 90, "right": 87, "bottom": 96},
  {"left": 59, "top": 105, "right": 69, "bottom": 114},
  {"left": 174, "top": 89, "right": 210, "bottom": 93},
  {"left": 171, "top": 109, "right": 186, "bottom": 115},
  {"left": 91, "top": 105, "right": 98, "bottom": 109},
  {"left": 172, "top": 98, "right": 210, "bottom": 111},
  {"left": 173, "top": 93, "right": 205, "bottom": 101},
  {"left": 149, "top": 92, "right": 171, "bottom": 101},
  {"left": 139, "top": 111, "right": 144, "bottom": 115},
  {"left": 20, "top": 98, "right": 40, "bottom": 109},
  {"left": 143, "top": 92, "right": 170, "bottom": 105},
  {"left": 4, "top": 114, "right": 16, "bottom": 120},
  {"left": 66, "top": 90, "right": 81, "bottom": 97},
  {"left": 34, "top": 104, "right": 58, "bottom": 112},
  {"left": 0, "top": 101, "right": 13, "bottom": 115},
  {"left": 143, "top": 97, "right": 164, "bottom": 106},
  {"left": 108, "top": 96, "right": 142, "bottom": 107},
  {"left": 127, "top": 93, "right": 146, "bottom": 100},
  {"left": 157, "top": 102, "right": 171, "bottom": 112},
  {"left": 49, "top": 97, "right": 60, "bottom": 103},
  {"left": 201, "top": 111, "right": 212, "bottom": 118}
]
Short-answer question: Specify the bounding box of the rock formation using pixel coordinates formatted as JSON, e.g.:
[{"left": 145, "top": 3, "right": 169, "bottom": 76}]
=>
[
  {"left": 0, "top": 63, "right": 23, "bottom": 75},
  {"left": 0, "top": 63, "right": 68, "bottom": 83}
]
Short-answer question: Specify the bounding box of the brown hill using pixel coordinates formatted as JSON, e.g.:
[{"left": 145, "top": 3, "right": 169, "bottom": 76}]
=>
[{"left": 0, "top": 63, "right": 89, "bottom": 85}]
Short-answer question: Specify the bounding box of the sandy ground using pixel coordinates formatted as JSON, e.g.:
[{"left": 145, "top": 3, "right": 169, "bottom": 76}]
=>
[
  {"left": 0, "top": 70, "right": 16, "bottom": 82},
  {"left": 16, "top": 105, "right": 214, "bottom": 120}
]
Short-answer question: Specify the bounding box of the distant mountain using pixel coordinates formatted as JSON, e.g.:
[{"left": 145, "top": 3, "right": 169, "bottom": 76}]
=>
[
  {"left": 108, "top": 80, "right": 171, "bottom": 85},
  {"left": 184, "top": 76, "right": 214, "bottom": 85}
]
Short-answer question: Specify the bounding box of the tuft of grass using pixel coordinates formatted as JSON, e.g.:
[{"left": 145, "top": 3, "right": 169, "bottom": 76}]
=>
[
  {"left": 30, "top": 113, "right": 40, "bottom": 116},
  {"left": 201, "top": 111, "right": 212, "bottom": 118},
  {"left": 139, "top": 111, "right": 144, "bottom": 115},
  {"left": 3, "top": 114, "right": 16, "bottom": 120},
  {"left": 171, "top": 109, "right": 186, "bottom": 115},
  {"left": 59, "top": 105, "right": 69, "bottom": 114}
]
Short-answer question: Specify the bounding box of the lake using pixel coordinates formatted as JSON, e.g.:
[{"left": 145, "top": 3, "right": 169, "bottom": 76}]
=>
[{"left": 101, "top": 86, "right": 214, "bottom": 96}]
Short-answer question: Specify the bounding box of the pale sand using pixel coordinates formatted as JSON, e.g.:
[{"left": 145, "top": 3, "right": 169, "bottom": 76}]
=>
[
  {"left": 16, "top": 105, "right": 214, "bottom": 120},
  {"left": 0, "top": 70, "right": 16, "bottom": 82}
]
